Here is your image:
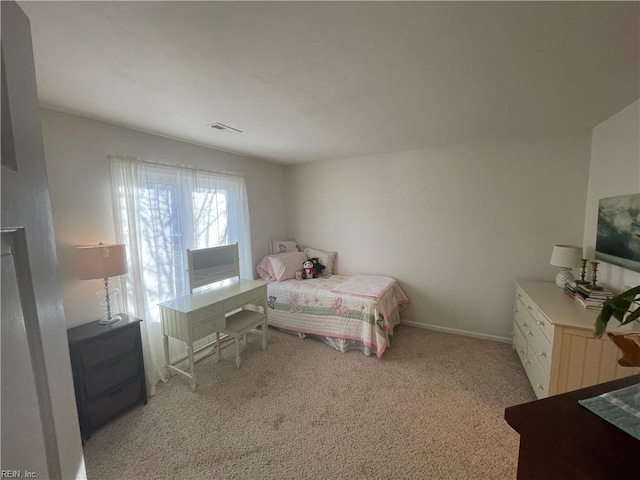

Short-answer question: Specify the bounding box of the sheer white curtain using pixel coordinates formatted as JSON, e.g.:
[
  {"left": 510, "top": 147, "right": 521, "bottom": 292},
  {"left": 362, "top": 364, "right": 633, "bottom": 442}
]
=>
[{"left": 110, "top": 156, "right": 252, "bottom": 395}]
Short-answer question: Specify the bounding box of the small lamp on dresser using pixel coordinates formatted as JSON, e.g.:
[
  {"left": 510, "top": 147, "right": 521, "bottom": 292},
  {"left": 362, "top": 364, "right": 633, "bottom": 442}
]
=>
[
  {"left": 550, "top": 244, "right": 582, "bottom": 288},
  {"left": 76, "top": 242, "right": 128, "bottom": 324}
]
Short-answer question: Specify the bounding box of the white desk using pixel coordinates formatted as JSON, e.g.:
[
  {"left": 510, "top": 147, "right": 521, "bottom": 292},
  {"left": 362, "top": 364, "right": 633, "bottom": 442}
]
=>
[{"left": 158, "top": 278, "right": 267, "bottom": 391}]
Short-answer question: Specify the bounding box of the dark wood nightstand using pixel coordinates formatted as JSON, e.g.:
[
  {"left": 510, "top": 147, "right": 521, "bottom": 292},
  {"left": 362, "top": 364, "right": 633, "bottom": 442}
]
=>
[{"left": 67, "top": 314, "right": 147, "bottom": 441}]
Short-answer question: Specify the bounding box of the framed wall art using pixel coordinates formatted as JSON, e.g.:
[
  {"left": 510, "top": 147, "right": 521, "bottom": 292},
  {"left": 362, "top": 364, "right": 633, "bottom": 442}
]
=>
[{"left": 595, "top": 193, "right": 640, "bottom": 273}]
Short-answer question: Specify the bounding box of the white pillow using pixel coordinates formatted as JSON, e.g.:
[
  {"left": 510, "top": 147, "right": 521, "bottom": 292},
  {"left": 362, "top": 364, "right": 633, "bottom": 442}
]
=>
[
  {"left": 270, "top": 251, "right": 308, "bottom": 281},
  {"left": 304, "top": 247, "right": 337, "bottom": 277},
  {"left": 270, "top": 238, "right": 299, "bottom": 255}
]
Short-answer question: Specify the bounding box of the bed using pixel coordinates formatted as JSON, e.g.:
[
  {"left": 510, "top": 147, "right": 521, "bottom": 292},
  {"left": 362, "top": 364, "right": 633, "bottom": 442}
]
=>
[
  {"left": 265, "top": 274, "right": 409, "bottom": 357},
  {"left": 256, "top": 244, "right": 410, "bottom": 357}
]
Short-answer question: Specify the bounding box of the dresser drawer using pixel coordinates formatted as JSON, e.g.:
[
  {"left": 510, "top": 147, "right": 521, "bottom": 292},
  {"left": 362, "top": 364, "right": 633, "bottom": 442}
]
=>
[
  {"left": 86, "top": 376, "right": 144, "bottom": 429},
  {"left": 224, "top": 288, "right": 264, "bottom": 311},
  {"left": 527, "top": 323, "right": 552, "bottom": 375},
  {"left": 192, "top": 315, "right": 225, "bottom": 342},
  {"left": 191, "top": 303, "right": 224, "bottom": 325},
  {"left": 77, "top": 325, "right": 138, "bottom": 370},
  {"left": 515, "top": 286, "right": 536, "bottom": 312},
  {"left": 531, "top": 306, "right": 554, "bottom": 343},
  {"left": 514, "top": 297, "right": 534, "bottom": 334},
  {"left": 83, "top": 353, "right": 141, "bottom": 399},
  {"left": 522, "top": 301, "right": 540, "bottom": 331},
  {"left": 524, "top": 350, "right": 549, "bottom": 399},
  {"left": 513, "top": 322, "right": 528, "bottom": 366}
]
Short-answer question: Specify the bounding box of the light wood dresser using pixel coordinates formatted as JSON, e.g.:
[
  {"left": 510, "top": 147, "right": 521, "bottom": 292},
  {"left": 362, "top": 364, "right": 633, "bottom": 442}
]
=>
[{"left": 513, "top": 280, "right": 639, "bottom": 399}]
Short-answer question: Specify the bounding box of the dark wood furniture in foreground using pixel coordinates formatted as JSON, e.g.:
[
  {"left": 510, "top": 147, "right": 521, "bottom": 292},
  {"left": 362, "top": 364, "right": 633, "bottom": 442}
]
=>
[
  {"left": 505, "top": 374, "right": 640, "bottom": 480},
  {"left": 68, "top": 314, "right": 147, "bottom": 441}
]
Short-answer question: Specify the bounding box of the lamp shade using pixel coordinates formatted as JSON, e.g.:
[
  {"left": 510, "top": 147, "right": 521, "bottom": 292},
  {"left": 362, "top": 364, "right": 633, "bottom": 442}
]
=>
[
  {"left": 76, "top": 243, "right": 127, "bottom": 280},
  {"left": 550, "top": 244, "right": 582, "bottom": 268}
]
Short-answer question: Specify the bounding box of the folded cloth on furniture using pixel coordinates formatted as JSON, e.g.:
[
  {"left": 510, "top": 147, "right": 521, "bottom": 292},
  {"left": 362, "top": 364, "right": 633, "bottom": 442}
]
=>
[
  {"left": 579, "top": 383, "right": 640, "bottom": 440},
  {"left": 331, "top": 274, "right": 396, "bottom": 300}
]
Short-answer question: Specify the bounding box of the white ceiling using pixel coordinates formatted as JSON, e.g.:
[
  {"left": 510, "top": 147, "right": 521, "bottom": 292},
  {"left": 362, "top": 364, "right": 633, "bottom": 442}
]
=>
[{"left": 19, "top": 1, "right": 640, "bottom": 165}]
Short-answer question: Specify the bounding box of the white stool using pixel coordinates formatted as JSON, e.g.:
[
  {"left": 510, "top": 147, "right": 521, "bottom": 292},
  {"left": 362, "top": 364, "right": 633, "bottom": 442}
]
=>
[{"left": 217, "top": 309, "right": 267, "bottom": 368}]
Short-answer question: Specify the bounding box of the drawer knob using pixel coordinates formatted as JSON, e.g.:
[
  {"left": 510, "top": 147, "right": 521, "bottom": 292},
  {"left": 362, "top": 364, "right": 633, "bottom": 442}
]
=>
[
  {"left": 527, "top": 305, "right": 532, "bottom": 310},
  {"left": 537, "top": 320, "right": 544, "bottom": 327},
  {"left": 527, "top": 331, "right": 534, "bottom": 337},
  {"left": 522, "top": 323, "right": 528, "bottom": 328},
  {"left": 539, "top": 351, "right": 547, "bottom": 358},
  {"left": 536, "top": 383, "right": 544, "bottom": 390},
  {"left": 525, "top": 360, "right": 531, "bottom": 366},
  {"left": 519, "top": 349, "right": 525, "bottom": 355}
]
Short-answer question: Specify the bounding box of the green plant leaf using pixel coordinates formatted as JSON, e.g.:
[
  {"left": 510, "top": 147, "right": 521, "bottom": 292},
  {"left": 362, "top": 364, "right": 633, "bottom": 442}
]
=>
[
  {"left": 610, "top": 297, "right": 631, "bottom": 308},
  {"left": 621, "top": 285, "right": 640, "bottom": 297},
  {"left": 595, "top": 303, "right": 615, "bottom": 338},
  {"left": 620, "top": 307, "right": 640, "bottom": 326},
  {"left": 594, "top": 285, "right": 640, "bottom": 338}
]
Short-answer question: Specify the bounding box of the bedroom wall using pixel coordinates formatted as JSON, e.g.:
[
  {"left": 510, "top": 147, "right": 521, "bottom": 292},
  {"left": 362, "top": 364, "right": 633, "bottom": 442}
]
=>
[
  {"left": 40, "top": 108, "right": 288, "bottom": 328},
  {"left": 285, "top": 134, "right": 591, "bottom": 340},
  {"left": 583, "top": 99, "right": 640, "bottom": 291}
]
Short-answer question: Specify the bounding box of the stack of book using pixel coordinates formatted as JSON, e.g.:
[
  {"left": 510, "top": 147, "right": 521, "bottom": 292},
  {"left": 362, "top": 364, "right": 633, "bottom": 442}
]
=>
[
  {"left": 563, "top": 281, "right": 579, "bottom": 298},
  {"left": 569, "top": 283, "right": 614, "bottom": 309}
]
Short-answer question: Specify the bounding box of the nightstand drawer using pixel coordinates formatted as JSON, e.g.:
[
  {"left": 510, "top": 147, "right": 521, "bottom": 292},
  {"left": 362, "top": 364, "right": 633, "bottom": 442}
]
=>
[
  {"left": 86, "top": 376, "right": 144, "bottom": 429},
  {"left": 77, "top": 325, "right": 138, "bottom": 370},
  {"left": 192, "top": 315, "right": 225, "bottom": 342},
  {"left": 224, "top": 288, "right": 264, "bottom": 311},
  {"left": 83, "top": 353, "right": 141, "bottom": 399}
]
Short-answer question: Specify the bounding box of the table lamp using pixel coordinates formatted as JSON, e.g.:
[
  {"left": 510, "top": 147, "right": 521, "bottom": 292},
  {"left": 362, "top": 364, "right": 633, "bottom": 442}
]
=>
[
  {"left": 76, "top": 243, "right": 127, "bottom": 324},
  {"left": 550, "top": 244, "right": 582, "bottom": 288}
]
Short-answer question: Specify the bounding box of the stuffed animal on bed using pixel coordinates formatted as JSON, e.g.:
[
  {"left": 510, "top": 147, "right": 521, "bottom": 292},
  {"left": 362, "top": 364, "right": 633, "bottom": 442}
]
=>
[
  {"left": 301, "top": 259, "right": 318, "bottom": 279},
  {"left": 309, "top": 257, "right": 325, "bottom": 276}
]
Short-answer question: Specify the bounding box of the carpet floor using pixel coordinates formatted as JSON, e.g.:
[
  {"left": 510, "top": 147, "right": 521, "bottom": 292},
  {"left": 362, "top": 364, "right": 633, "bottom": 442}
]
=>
[{"left": 83, "top": 325, "right": 535, "bottom": 479}]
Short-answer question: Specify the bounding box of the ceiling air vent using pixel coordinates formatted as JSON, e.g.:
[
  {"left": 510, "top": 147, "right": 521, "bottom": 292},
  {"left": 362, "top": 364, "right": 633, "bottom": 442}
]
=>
[{"left": 206, "top": 122, "right": 243, "bottom": 134}]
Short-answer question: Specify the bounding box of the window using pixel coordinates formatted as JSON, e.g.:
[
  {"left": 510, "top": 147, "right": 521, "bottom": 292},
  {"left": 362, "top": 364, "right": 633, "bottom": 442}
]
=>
[{"left": 111, "top": 157, "right": 252, "bottom": 324}]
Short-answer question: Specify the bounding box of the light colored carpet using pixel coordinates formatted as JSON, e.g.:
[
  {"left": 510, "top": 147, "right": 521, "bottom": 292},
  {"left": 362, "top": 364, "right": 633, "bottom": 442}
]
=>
[{"left": 83, "top": 325, "right": 535, "bottom": 479}]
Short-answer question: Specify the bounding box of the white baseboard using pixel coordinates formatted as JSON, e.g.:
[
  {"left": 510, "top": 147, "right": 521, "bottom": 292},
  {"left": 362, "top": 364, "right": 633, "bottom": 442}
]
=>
[{"left": 400, "top": 320, "right": 512, "bottom": 344}]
